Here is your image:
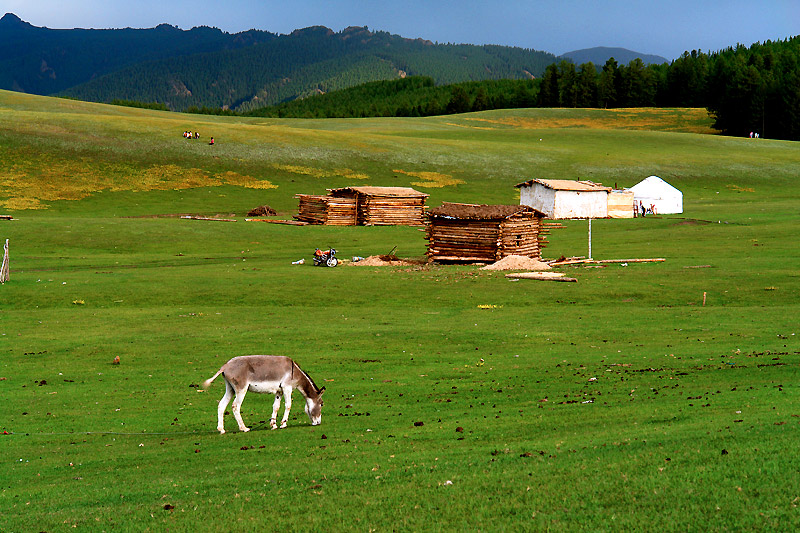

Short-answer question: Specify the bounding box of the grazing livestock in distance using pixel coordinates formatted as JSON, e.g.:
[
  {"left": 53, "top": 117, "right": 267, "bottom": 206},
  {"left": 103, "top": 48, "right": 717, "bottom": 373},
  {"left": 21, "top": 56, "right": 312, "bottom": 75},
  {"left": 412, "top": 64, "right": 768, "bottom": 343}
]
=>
[{"left": 202, "top": 355, "right": 325, "bottom": 434}]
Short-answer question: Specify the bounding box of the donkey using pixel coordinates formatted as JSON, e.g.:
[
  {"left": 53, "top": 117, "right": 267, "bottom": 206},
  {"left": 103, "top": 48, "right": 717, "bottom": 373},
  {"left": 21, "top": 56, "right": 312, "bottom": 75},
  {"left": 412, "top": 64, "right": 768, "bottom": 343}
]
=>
[{"left": 202, "top": 355, "right": 325, "bottom": 434}]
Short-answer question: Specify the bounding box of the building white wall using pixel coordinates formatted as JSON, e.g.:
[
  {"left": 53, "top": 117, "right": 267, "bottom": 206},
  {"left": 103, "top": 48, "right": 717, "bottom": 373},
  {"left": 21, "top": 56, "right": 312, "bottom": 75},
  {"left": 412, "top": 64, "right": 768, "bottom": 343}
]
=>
[
  {"left": 553, "top": 190, "right": 608, "bottom": 219},
  {"left": 608, "top": 190, "right": 635, "bottom": 218},
  {"left": 520, "top": 183, "right": 609, "bottom": 219},
  {"left": 520, "top": 185, "right": 556, "bottom": 217}
]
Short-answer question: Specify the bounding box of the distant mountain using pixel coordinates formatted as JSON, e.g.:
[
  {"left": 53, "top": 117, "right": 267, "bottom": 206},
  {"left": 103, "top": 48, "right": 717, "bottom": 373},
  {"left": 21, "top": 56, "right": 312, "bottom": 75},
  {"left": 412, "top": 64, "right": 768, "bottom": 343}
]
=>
[
  {"left": 0, "top": 13, "right": 277, "bottom": 97},
  {"left": 0, "top": 13, "right": 558, "bottom": 112},
  {"left": 560, "top": 46, "right": 668, "bottom": 66}
]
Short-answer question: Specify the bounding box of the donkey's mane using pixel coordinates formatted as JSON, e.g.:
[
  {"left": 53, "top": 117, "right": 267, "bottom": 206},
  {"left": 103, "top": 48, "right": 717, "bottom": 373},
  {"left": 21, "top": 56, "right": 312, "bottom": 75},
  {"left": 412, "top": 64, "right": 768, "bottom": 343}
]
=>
[{"left": 294, "top": 361, "right": 320, "bottom": 394}]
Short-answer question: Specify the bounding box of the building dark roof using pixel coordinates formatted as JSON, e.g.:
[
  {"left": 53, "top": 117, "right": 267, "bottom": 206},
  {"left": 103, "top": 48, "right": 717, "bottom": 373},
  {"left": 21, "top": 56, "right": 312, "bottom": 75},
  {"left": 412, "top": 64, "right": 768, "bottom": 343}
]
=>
[
  {"left": 328, "top": 186, "right": 429, "bottom": 198},
  {"left": 427, "top": 202, "right": 543, "bottom": 220}
]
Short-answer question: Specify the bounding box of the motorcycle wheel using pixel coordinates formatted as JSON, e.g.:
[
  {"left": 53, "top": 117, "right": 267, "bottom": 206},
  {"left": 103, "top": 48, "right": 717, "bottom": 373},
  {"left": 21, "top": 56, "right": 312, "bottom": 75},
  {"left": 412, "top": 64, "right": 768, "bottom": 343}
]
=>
[{"left": 327, "top": 257, "right": 338, "bottom": 267}]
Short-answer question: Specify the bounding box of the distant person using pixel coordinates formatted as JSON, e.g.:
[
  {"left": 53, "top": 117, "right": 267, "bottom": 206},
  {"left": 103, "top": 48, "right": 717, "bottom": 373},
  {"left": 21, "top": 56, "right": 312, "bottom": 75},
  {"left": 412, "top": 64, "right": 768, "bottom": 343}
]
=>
[
  {"left": 209, "top": 137, "right": 215, "bottom": 145},
  {"left": 639, "top": 201, "right": 646, "bottom": 217},
  {"left": 750, "top": 132, "right": 753, "bottom": 138},
  {"left": 195, "top": 132, "right": 200, "bottom": 140}
]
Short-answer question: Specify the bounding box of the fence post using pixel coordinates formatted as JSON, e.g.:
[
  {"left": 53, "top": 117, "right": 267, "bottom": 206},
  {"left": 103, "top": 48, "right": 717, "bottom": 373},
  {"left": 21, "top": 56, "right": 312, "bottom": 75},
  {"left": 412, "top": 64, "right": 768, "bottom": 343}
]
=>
[{"left": 1, "top": 239, "right": 9, "bottom": 283}]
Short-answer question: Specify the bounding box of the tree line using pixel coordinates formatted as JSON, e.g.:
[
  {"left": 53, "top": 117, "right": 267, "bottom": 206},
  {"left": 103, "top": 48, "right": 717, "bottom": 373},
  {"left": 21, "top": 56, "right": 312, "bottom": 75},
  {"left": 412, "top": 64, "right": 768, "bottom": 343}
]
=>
[
  {"left": 244, "top": 76, "right": 537, "bottom": 118},
  {"left": 538, "top": 36, "right": 800, "bottom": 140},
  {"left": 248, "top": 36, "right": 800, "bottom": 141}
]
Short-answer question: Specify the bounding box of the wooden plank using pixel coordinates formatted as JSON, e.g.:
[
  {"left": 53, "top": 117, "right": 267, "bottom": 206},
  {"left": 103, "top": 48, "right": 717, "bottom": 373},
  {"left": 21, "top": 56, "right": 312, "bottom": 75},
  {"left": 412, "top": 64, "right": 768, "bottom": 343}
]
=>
[
  {"left": 0, "top": 215, "right": 13, "bottom": 220},
  {"left": 548, "top": 259, "right": 593, "bottom": 266},
  {"left": 246, "top": 218, "right": 308, "bottom": 226},
  {"left": 180, "top": 216, "right": 237, "bottom": 222},
  {"left": 593, "top": 258, "right": 665, "bottom": 263},
  {"left": 506, "top": 272, "right": 578, "bottom": 282}
]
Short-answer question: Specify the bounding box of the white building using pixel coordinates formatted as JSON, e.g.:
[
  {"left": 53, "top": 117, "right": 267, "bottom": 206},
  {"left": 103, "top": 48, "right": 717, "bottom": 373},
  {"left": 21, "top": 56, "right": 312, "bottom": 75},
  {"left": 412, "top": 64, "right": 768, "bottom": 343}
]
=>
[
  {"left": 607, "top": 190, "right": 635, "bottom": 218},
  {"left": 629, "top": 176, "right": 683, "bottom": 214},
  {"left": 516, "top": 179, "right": 611, "bottom": 219}
]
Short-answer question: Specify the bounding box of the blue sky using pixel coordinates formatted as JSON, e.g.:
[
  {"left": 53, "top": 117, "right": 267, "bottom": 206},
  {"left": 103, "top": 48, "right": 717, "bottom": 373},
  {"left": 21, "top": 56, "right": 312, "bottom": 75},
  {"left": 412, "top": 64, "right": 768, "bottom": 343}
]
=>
[{"left": 2, "top": 0, "right": 798, "bottom": 60}]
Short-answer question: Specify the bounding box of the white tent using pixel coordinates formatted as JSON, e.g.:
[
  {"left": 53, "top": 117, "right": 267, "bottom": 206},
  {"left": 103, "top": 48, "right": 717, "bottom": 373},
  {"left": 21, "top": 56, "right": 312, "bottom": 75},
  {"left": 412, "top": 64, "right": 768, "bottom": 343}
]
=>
[{"left": 629, "top": 176, "right": 683, "bottom": 214}]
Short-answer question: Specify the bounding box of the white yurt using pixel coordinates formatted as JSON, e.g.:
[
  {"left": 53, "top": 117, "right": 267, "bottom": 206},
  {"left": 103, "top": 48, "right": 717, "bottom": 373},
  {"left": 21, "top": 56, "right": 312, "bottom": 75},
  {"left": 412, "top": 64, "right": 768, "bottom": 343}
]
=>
[{"left": 629, "top": 176, "right": 683, "bottom": 214}]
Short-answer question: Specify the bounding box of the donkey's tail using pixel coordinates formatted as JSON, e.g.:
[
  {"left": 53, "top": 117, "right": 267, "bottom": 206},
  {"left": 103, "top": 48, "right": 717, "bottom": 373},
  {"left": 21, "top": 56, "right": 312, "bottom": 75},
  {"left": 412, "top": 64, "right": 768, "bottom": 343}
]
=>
[{"left": 202, "top": 369, "right": 223, "bottom": 390}]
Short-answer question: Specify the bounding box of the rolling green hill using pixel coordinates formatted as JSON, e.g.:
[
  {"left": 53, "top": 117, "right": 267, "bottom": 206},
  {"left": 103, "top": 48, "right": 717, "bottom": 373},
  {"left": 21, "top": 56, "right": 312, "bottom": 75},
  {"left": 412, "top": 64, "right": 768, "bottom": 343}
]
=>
[{"left": 1, "top": 92, "right": 799, "bottom": 530}]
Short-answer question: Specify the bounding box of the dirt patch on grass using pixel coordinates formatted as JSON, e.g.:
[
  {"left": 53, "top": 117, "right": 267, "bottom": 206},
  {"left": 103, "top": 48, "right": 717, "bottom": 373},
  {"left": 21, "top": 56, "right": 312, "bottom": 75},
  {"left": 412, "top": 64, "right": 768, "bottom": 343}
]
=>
[
  {"left": 351, "top": 254, "right": 424, "bottom": 266},
  {"left": 122, "top": 213, "right": 236, "bottom": 219},
  {"left": 393, "top": 169, "right": 464, "bottom": 188},
  {"left": 674, "top": 219, "right": 712, "bottom": 226},
  {"left": 0, "top": 161, "right": 278, "bottom": 210},
  {"left": 466, "top": 108, "right": 718, "bottom": 134},
  {"left": 481, "top": 255, "right": 552, "bottom": 271}
]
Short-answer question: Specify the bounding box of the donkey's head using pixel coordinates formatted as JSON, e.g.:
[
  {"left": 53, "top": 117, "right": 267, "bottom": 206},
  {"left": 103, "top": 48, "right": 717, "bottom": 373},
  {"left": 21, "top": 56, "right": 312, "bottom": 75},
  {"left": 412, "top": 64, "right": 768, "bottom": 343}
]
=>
[{"left": 305, "top": 386, "right": 325, "bottom": 425}]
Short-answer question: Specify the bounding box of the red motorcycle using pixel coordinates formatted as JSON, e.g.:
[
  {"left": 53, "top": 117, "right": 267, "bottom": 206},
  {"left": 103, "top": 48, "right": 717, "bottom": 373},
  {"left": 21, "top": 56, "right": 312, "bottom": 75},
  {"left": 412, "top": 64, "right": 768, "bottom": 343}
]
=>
[{"left": 313, "top": 248, "right": 338, "bottom": 267}]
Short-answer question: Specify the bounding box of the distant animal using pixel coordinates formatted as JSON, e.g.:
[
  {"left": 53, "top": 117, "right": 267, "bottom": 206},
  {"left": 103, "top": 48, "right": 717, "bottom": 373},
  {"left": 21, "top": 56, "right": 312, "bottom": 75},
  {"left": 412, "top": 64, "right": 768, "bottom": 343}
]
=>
[{"left": 202, "top": 355, "right": 325, "bottom": 434}]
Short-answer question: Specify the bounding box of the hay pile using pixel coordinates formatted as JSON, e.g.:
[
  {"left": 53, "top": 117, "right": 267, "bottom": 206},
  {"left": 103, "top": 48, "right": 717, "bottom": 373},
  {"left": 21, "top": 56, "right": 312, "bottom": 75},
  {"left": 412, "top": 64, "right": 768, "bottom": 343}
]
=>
[
  {"left": 481, "top": 255, "right": 552, "bottom": 271},
  {"left": 351, "top": 255, "right": 418, "bottom": 266}
]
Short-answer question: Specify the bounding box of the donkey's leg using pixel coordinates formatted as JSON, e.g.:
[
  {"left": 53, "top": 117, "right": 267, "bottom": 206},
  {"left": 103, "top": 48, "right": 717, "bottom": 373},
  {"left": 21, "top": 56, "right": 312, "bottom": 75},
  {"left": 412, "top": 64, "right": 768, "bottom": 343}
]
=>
[
  {"left": 270, "top": 393, "right": 281, "bottom": 430},
  {"left": 231, "top": 387, "right": 250, "bottom": 432},
  {"left": 279, "top": 386, "right": 293, "bottom": 428},
  {"left": 217, "top": 380, "right": 235, "bottom": 434}
]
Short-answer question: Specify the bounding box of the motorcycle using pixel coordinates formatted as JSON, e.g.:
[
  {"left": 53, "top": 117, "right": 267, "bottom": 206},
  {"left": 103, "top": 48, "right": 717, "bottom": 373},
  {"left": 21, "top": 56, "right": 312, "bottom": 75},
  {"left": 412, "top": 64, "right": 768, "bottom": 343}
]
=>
[{"left": 313, "top": 248, "right": 338, "bottom": 267}]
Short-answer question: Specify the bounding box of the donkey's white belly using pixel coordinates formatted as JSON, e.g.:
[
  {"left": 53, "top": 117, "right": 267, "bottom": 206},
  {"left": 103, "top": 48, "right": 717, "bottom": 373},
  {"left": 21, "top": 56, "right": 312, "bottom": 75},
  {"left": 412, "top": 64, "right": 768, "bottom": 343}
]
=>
[{"left": 247, "top": 380, "right": 283, "bottom": 394}]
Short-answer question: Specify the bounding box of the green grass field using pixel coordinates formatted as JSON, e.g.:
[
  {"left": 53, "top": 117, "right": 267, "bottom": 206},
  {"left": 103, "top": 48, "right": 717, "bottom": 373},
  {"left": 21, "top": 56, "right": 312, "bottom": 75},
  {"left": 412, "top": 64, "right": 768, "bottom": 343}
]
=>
[{"left": 1, "top": 91, "right": 799, "bottom": 531}]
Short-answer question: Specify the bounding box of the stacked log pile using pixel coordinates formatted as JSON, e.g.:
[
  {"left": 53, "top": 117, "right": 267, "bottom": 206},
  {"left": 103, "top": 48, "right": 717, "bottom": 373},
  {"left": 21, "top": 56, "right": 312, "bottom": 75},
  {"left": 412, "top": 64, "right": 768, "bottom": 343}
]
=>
[
  {"left": 358, "top": 195, "right": 428, "bottom": 226},
  {"left": 294, "top": 186, "right": 428, "bottom": 226},
  {"left": 330, "top": 187, "right": 429, "bottom": 226},
  {"left": 294, "top": 195, "right": 356, "bottom": 225},
  {"left": 426, "top": 203, "right": 547, "bottom": 262}
]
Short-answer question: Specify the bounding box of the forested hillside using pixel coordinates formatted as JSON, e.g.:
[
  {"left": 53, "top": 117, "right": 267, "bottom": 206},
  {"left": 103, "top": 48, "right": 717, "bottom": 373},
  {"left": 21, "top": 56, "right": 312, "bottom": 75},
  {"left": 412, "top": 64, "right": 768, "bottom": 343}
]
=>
[
  {"left": 0, "top": 13, "right": 276, "bottom": 96},
  {"left": 4, "top": 13, "right": 798, "bottom": 140},
  {"left": 244, "top": 37, "right": 800, "bottom": 141},
  {"left": 62, "top": 26, "right": 556, "bottom": 112},
  {"left": 535, "top": 37, "right": 800, "bottom": 140},
  {"left": 243, "top": 76, "right": 537, "bottom": 118},
  {"left": 0, "top": 14, "right": 557, "bottom": 112}
]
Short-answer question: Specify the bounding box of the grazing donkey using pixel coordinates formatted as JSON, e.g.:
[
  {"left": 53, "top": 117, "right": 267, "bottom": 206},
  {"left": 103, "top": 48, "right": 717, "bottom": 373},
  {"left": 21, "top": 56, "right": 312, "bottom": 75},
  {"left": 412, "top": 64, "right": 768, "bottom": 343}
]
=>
[{"left": 202, "top": 355, "right": 325, "bottom": 434}]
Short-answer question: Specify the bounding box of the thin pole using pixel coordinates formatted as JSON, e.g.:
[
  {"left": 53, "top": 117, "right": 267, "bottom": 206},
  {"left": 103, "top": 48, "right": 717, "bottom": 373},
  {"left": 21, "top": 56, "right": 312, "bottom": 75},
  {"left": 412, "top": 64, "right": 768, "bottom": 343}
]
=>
[
  {"left": 1, "top": 239, "right": 8, "bottom": 284},
  {"left": 588, "top": 219, "right": 592, "bottom": 260}
]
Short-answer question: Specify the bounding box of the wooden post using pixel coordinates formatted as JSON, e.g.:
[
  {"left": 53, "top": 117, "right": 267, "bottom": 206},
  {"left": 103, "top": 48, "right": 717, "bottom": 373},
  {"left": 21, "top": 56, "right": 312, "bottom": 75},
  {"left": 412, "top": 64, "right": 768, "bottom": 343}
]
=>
[
  {"left": 703, "top": 291, "right": 707, "bottom": 306},
  {"left": 1, "top": 239, "right": 8, "bottom": 284}
]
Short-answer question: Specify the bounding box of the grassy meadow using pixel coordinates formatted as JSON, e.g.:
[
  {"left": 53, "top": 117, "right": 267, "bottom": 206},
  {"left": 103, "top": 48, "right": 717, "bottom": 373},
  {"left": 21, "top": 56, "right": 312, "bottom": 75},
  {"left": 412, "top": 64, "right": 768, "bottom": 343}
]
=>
[{"left": 1, "top": 90, "right": 799, "bottom": 531}]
